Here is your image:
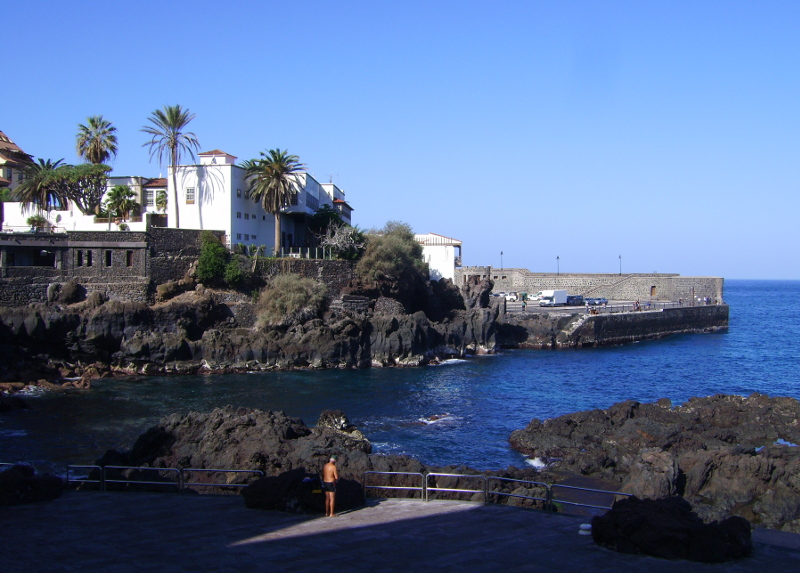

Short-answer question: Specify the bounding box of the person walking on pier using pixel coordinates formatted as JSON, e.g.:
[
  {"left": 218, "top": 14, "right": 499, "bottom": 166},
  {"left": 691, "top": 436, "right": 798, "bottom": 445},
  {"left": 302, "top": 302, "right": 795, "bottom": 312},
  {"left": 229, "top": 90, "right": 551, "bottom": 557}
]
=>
[{"left": 322, "top": 455, "right": 339, "bottom": 517}]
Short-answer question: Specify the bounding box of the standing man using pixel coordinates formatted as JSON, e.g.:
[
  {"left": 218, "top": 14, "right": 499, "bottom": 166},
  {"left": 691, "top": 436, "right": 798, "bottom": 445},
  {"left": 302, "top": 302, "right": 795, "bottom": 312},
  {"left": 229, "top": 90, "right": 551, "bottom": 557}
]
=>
[{"left": 322, "top": 455, "right": 339, "bottom": 517}]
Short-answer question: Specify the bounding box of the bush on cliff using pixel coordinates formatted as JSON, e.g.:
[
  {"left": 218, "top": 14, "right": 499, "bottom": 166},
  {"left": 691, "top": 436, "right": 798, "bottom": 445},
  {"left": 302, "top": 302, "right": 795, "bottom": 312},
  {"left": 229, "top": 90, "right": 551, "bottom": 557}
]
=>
[
  {"left": 196, "top": 231, "right": 229, "bottom": 286},
  {"left": 355, "top": 221, "right": 429, "bottom": 312},
  {"left": 256, "top": 273, "right": 327, "bottom": 327}
]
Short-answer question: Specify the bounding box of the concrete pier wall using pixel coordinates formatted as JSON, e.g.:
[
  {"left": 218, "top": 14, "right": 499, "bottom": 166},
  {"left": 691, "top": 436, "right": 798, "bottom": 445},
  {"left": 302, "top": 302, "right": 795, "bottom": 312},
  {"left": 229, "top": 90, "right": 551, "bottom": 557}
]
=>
[{"left": 498, "top": 304, "right": 729, "bottom": 349}]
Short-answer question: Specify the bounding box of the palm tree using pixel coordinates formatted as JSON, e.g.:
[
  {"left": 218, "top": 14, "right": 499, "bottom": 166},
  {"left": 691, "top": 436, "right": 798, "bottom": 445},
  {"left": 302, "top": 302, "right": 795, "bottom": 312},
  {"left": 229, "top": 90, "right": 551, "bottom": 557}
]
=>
[
  {"left": 243, "top": 149, "right": 306, "bottom": 256},
  {"left": 15, "top": 158, "right": 67, "bottom": 213},
  {"left": 155, "top": 189, "right": 167, "bottom": 213},
  {"left": 76, "top": 115, "right": 118, "bottom": 164},
  {"left": 104, "top": 185, "right": 138, "bottom": 221},
  {"left": 141, "top": 105, "right": 200, "bottom": 229}
]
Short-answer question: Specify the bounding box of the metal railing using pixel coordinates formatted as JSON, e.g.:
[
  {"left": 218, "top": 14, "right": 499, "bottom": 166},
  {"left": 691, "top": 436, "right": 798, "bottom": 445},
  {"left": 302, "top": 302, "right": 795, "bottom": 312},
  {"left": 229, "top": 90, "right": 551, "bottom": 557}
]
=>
[
  {"left": 364, "top": 471, "right": 632, "bottom": 513},
  {"left": 363, "top": 471, "right": 426, "bottom": 498},
  {"left": 3, "top": 462, "right": 630, "bottom": 513},
  {"left": 61, "top": 464, "right": 265, "bottom": 493},
  {"left": 506, "top": 300, "right": 721, "bottom": 315}
]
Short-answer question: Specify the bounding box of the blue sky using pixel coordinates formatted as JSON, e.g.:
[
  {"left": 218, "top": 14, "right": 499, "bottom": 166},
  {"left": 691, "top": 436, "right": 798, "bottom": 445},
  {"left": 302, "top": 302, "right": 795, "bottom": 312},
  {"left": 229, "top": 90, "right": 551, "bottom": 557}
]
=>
[{"left": 5, "top": 1, "right": 799, "bottom": 279}]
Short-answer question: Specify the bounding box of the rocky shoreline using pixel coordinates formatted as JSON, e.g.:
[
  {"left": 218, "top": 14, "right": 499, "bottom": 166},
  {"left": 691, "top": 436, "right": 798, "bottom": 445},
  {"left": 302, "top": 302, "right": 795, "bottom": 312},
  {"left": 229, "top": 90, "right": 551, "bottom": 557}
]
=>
[
  {"left": 510, "top": 393, "right": 800, "bottom": 533},
  {"left": 0, "top": 276, "right": 728, "bottom": 392}
]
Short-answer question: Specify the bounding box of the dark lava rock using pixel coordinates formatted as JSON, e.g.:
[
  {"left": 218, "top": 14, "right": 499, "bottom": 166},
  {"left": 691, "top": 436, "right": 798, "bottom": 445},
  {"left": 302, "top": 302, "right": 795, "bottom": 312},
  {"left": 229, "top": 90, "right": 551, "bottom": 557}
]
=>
[
  {"left": 592, "top": 496, "right": 751, "bottom": 563},
  {"left": 510, "top": 394, "right": 800, "bottom": 531},
  {"left": 0, "top": 463, "right": 64, "bottom": 506}
]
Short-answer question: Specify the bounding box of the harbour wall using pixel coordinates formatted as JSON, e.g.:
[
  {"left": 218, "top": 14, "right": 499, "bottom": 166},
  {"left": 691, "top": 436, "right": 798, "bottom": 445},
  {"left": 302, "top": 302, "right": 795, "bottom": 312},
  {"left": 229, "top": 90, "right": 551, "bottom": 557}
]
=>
[
  {"left": 457, "top": 267, "right": 724, "bottom": 303},
  {"left": 498, "top": 304, "right": 729, "bottom": 349}
]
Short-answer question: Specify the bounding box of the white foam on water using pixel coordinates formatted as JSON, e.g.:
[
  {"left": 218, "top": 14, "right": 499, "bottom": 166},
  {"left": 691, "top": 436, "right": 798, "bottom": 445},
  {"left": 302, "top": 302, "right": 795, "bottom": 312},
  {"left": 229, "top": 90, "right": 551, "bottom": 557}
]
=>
[
  {"left": 525, "top": 457, "right": 549, "bottom": 470},
  {"left": 0, "top": 429, "right": 28, "bottom": 438},
  {"left": 417, "top": 413, "right": 459, "bottom": 425}
]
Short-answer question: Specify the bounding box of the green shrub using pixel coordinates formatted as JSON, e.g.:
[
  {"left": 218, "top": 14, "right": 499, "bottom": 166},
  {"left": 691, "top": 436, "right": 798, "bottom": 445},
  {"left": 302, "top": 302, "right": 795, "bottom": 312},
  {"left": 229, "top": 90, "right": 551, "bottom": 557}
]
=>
[
  {"left": 256, "top": 273, "right": 327, "bottom": 327},
  {"left": 224, "top": 257, "right": 247, "bottom": 289},
  {"left": 196, "top": 231, "right": 229, "bottom": 285}
]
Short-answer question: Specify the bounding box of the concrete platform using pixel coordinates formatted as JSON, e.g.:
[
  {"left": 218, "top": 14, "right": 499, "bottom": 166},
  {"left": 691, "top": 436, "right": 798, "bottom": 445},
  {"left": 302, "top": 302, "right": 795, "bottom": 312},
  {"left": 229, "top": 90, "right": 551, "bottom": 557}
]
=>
[{"left": 4, "top": 492, "right": 800, "bottom": 572}]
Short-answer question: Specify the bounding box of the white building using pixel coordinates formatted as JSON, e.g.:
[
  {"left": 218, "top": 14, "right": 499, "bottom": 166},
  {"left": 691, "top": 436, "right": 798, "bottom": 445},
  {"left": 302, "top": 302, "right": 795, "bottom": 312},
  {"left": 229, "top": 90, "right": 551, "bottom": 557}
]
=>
[
  {"left": 1, "top": 134, "right": 354, "bottom": 252},
  {"left": 415, "top": 233, "right": 463, "bottom": 281},
  {"left": 169, "top": 149, "right": 353, "bottom": 252}
]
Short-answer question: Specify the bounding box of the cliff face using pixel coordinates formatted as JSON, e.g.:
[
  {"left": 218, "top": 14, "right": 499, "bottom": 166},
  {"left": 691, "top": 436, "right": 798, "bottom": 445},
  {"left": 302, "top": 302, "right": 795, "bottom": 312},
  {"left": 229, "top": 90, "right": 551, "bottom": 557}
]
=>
[{"left": 0, "top": 291, "right": 500, "bottom": 381}]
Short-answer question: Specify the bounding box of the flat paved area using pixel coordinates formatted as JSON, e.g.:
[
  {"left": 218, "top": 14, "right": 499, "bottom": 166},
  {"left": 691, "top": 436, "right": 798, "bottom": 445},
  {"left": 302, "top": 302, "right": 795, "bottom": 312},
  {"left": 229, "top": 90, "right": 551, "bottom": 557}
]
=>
[{"left": 4, "top": 492, "right": 800, "bottom": 572}]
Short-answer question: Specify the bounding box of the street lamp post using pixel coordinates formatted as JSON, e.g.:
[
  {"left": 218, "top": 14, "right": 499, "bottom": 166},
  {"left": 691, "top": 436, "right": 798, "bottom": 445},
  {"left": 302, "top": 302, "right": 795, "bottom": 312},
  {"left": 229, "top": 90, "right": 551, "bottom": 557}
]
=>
[
  {"left": 556, "top": 255, "right": 560, "bottom": 276},
  {"left": 500, "top": 251, "right": 504, "bottom": 271},
  {"left": 619, "top": 255, "right": 622, "bottom": 275}
]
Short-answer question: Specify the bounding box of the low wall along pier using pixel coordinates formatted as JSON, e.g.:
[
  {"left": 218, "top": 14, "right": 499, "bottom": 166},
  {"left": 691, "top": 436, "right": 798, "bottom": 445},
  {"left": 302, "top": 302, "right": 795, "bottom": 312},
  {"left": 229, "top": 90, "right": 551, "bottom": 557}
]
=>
[{"left": 457, "top": 267, "right": 723, "bottom": 304}]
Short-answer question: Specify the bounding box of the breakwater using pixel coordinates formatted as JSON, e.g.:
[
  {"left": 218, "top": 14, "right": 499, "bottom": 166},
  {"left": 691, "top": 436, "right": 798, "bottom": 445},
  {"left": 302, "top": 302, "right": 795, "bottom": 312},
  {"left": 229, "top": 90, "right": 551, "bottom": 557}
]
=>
[{"left": 499, "top": 304, "right": 729, "bottom": 349}]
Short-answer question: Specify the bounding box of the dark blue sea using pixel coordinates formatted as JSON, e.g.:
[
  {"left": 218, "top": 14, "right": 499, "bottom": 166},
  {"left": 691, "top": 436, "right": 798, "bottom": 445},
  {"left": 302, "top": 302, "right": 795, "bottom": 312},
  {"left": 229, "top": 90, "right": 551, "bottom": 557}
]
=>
[{"left": 2, "top": 279, "right": 799, "bottom": 472}]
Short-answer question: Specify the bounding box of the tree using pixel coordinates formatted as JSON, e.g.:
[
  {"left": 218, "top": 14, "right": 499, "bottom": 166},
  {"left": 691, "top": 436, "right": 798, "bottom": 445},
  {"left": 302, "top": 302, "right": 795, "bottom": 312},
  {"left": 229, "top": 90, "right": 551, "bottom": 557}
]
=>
[
  {"left": 104, "top": 185, "right": 138, "bottom": 221},
  {"left": 76, "top": 115, "right": 118, "bottom": 164},
  {"left": 15, "top": 158, "right": 67, "bottom": 213},
  {"left": 56, "top": 163, "right": 111, "bottom": 215},
  {"left": 356, "top": 221, "right": 429, "bottom": 310},
  {"left": 141, "top": 105, "right": 200, "bottom": 229},
  {"left": 242, "top": 149, "right": 306, "bottom": 256},
  {"left": 320, "top": 224, "right": 366, "bottom": 260},
  {"left": 155, "top": 189, "right": 167, "bottom": 213}
]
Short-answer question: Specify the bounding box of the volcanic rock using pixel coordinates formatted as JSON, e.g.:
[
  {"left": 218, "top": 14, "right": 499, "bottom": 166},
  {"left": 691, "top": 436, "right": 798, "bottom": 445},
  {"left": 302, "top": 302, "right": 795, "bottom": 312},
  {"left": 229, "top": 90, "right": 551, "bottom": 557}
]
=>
[
  {"left": 510, "top": 394, "right": 800, "bottom": 531},
  {"left": 0, "top": 464, "right": 64, "bottom": 506},
  {"left": 592, "top": 496, "right": 752, "bottom": 563}
]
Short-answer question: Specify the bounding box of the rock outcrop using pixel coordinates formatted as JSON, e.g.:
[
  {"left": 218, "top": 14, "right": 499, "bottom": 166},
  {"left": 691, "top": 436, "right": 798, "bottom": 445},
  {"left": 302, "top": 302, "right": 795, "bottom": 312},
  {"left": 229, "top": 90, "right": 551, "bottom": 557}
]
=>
[
  {"left": 0, "top": 464, "right": 64, "bottom": 506},
  {"left": 0, "top": 291, "right": 500, "bottom": 384},
  {"left": 95, "top": 407, "right": 557, "bottom": 513},
  {"left": 510, "top": 393, "right": 800, "bottom": 532},
  {"left": 592, "top": 496, "right": 752, "bottom": 563}
]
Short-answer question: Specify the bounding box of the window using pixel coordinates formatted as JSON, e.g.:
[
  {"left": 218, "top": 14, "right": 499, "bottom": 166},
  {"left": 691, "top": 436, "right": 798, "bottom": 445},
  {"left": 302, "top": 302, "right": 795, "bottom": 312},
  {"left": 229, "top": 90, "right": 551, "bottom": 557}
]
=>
[
  {"left": 145, "top": 190, "right": 155, "bottom": 207},
  {"left": 244, "top": 213, "right": 249, "bottom": 220},
  {"left": 237, "top": 212, "right": 242, "bottom": 219},
  {"left": 105, "top": 250, "right": 112, "bottom": 267},
  {"left": 263, "top": 215, "right": 266, "bottom": 220},
  {"left": 251, "top": 235, "right": 257, "bottom": 240},
  {"left": 87, "top": 251, "right": 93, "bottom": 267},
  {"left": 236, "top": 233, "right": 242, "bottom": 240},
  {"left": 17, "top": 171, "right": 24, "bottom": 182},
  {"left": 77, "top": 251, "right": 83, "bottom": 267},
  {"left": 236, "top": 189, "right": 242, "bottom": 198},
  {"left": 244, "top": 234, "right": 250, "bottom": 241},
  {"left": 126, "top": 250, "right": 133, "bottom": 267},
  {"left": 186, "top": 187, "right": 195, "bottom": 204},
  {"left": 5, "top": 168, "right": 11, "bottom": 179}
]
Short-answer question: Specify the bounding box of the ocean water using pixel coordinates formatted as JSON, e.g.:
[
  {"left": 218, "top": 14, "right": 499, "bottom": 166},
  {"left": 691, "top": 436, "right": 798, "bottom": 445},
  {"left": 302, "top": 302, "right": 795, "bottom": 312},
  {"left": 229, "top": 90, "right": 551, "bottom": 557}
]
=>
[{"left": 2, "top": 279, "right": 799, "bottom": 472}]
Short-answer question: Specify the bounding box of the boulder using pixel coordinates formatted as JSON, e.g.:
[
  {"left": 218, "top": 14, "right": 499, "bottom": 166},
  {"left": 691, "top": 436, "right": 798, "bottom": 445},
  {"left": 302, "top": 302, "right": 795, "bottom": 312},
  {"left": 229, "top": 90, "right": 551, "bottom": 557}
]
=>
[
  {"left": 0, "top": 464, "right": 64, "bottom": 506},
  {"left": 592, "top": 496, "right": 751, "bottom": 563}
]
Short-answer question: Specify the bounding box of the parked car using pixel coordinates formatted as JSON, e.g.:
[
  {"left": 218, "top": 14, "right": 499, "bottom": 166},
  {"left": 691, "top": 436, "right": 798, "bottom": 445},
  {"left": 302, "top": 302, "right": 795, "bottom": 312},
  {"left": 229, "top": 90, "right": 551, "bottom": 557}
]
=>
[
  {"left": 586, "top": 297, "right": 608, "bottom": 306},
  {"left": 566, "top": 295, "right": 584, "bottom": 306},
  {"left": 505, "top": 292, "right": 519, "bottom": 301}
]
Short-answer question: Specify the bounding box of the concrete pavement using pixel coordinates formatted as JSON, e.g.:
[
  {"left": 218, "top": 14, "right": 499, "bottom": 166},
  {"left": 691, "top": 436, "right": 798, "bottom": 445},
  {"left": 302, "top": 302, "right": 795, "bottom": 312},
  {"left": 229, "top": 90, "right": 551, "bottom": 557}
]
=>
[{"left": 4, "top": 492, "right": 800, "bottom": 572}]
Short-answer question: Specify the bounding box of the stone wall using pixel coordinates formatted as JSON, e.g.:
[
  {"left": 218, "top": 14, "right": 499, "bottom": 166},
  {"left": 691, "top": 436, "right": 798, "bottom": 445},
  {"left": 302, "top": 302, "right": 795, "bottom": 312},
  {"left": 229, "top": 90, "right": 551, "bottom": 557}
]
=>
[
  {"left": 0, "top": 228, "right": 224, "bottom": 306},
  {"left": 456, "top": 267, "right": 724, "bottom": 303},
  {"left": 256, "top": 258, "right": 356, "bottom": 296},
  {"left": 148, "top": 228, "right": 225, "bottom": 285}
]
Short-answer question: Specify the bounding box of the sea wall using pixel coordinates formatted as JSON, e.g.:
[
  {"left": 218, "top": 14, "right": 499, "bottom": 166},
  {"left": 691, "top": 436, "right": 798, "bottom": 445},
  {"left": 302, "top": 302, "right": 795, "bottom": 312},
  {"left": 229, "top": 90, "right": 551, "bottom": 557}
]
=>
[
  {"left": 498, "top": 304, "right": 729, "bottom": 348},
  {"left": 457, "top": 267, "right": 724, "bottom": 303}
]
